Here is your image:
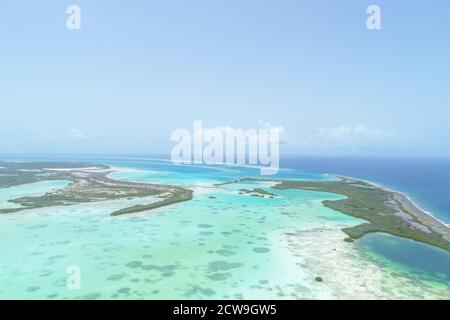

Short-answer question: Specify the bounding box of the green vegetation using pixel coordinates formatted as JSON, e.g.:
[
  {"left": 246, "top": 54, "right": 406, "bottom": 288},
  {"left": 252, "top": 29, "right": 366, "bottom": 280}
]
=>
[
  {"left": 111, "top": 189, "right": 193, "bottom": 216},
  {"left": 0, "top": 161, "right": 107, "bottom": 188},
  {"left": 239, "top": 188, "right": 277, "bottom": 198},
  {"left": 272, "top": 178, "right": 450, "bottom": 251},
  {"left": 213, "top": 180, "right": 240, "bottom": 186},
  {"left": 0, "top": 162, "right": 193, "bottom": 216},
  {"left": 3, "top": 162, "right": 449, "bottom": 252}
]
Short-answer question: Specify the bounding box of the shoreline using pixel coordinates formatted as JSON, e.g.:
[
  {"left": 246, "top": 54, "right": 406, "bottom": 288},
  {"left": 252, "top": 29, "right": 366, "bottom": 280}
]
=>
[
  {"left": 329, "top": 174, "right": 449, "bottom": 228},
  {"left": 235, "top": 175, "right": 450, "bottom": 251},
  {"left": 2, "top": 160, "right": 449, "bottom": 250},
  {"left": 0, "top": 162, "right": 193, "bottom": 216}
]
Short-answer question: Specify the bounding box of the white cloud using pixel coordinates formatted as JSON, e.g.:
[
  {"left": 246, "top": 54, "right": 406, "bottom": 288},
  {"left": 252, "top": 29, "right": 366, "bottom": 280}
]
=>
[
  {"left": 213, "top": 121, "right": 284, "bottom": 136},
  {"left": 67, "top": 127, "right": 85, "bottom": 140},
  {"left": 315, "top": 124, "right": 396, "bottom": 148},
  {"left": 258, "top": 120, "right": 284, "bottom": 134},
  {"left": 258, "top": 120, "right": 293, "bottom": 145},
  {"left": 41, "top": 127, "right": 86, "bottom": 141},
  {"left": 278, "top": 124, "right": 407, "bottom": 155}
]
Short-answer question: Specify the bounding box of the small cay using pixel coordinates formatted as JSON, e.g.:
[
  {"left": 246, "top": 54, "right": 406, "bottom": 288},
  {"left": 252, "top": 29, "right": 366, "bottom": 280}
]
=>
[{"left": 238, "top": 188, "right": 277, "bottom": 198}]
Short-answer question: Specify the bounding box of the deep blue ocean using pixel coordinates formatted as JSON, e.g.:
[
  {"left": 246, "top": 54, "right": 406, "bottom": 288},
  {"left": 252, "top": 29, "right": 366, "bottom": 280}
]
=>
[
  {"left": 281, "top": 157, "right": 450, "bottom": 224},
  {"left": 281, "top": 157, "right": 450, "bottom": 280},
  {"left": 1, "top": 155, "right": 450, "bottom": 283},
  {"left": 2, "top": 155, "right": 449, "bottom": 223}
]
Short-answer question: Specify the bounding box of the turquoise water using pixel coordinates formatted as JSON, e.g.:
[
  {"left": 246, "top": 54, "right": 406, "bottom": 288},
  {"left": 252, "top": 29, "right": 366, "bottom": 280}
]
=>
[
  {"left": 0, "top": 158, "right": 449, "bottom": 299},
  {"left": 358, "top": 233, "right": 450, "bottom": 282},
  {"left": 282, "top": 157, "right": 450, "bottom": 223},
  {"left": 0, "top": 180, "right": 71, "bottom": 209}
]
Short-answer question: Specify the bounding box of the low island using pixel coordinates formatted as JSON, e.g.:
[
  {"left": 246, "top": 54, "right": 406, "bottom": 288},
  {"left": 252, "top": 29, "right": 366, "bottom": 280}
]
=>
[
  {"left": 239, "top": 188, "right": 277, "bottom": 198},
  {"left": 1, "top": 161, "right": 449, "bottom": 252},
  {"left": 239, "top": 176, "right": 450, "bottom": 252},
  {"left": 0, "top": 161, "right": 192, "bottom": 216}
]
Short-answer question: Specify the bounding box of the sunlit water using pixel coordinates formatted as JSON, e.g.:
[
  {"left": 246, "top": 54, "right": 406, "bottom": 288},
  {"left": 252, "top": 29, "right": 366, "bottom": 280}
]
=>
[{"left": 0, "top": 158, "right": 448, "bottom": 299}]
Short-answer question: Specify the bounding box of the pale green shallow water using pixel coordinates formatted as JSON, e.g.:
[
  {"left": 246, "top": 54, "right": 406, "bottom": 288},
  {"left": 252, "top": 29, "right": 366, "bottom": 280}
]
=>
[
  {"left": 0, "top": 180, "right": 71, "bottom": 209},
  {"left": 0, "top": 164, "right": 448, "bottom": 299}
]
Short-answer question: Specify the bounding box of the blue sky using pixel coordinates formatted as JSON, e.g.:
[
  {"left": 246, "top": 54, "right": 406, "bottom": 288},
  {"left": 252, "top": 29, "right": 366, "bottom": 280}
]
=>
[{"left": 1, "top": 0, "right": 449, "bottom": 156}]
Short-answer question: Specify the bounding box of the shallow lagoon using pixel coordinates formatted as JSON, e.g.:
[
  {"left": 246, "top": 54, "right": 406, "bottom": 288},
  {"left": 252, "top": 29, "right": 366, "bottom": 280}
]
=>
[
  {"left": 0, "top": 160, "right": 448, "bottom": 299},
  {"left": 0, "top": 180, "right": 71, "bottom": 209}
]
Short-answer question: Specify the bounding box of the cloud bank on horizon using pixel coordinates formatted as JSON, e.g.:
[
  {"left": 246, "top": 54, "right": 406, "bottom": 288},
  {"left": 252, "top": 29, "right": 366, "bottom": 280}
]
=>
[{"left": 0, "top": 0, "right": 449, "bottom": 156}]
